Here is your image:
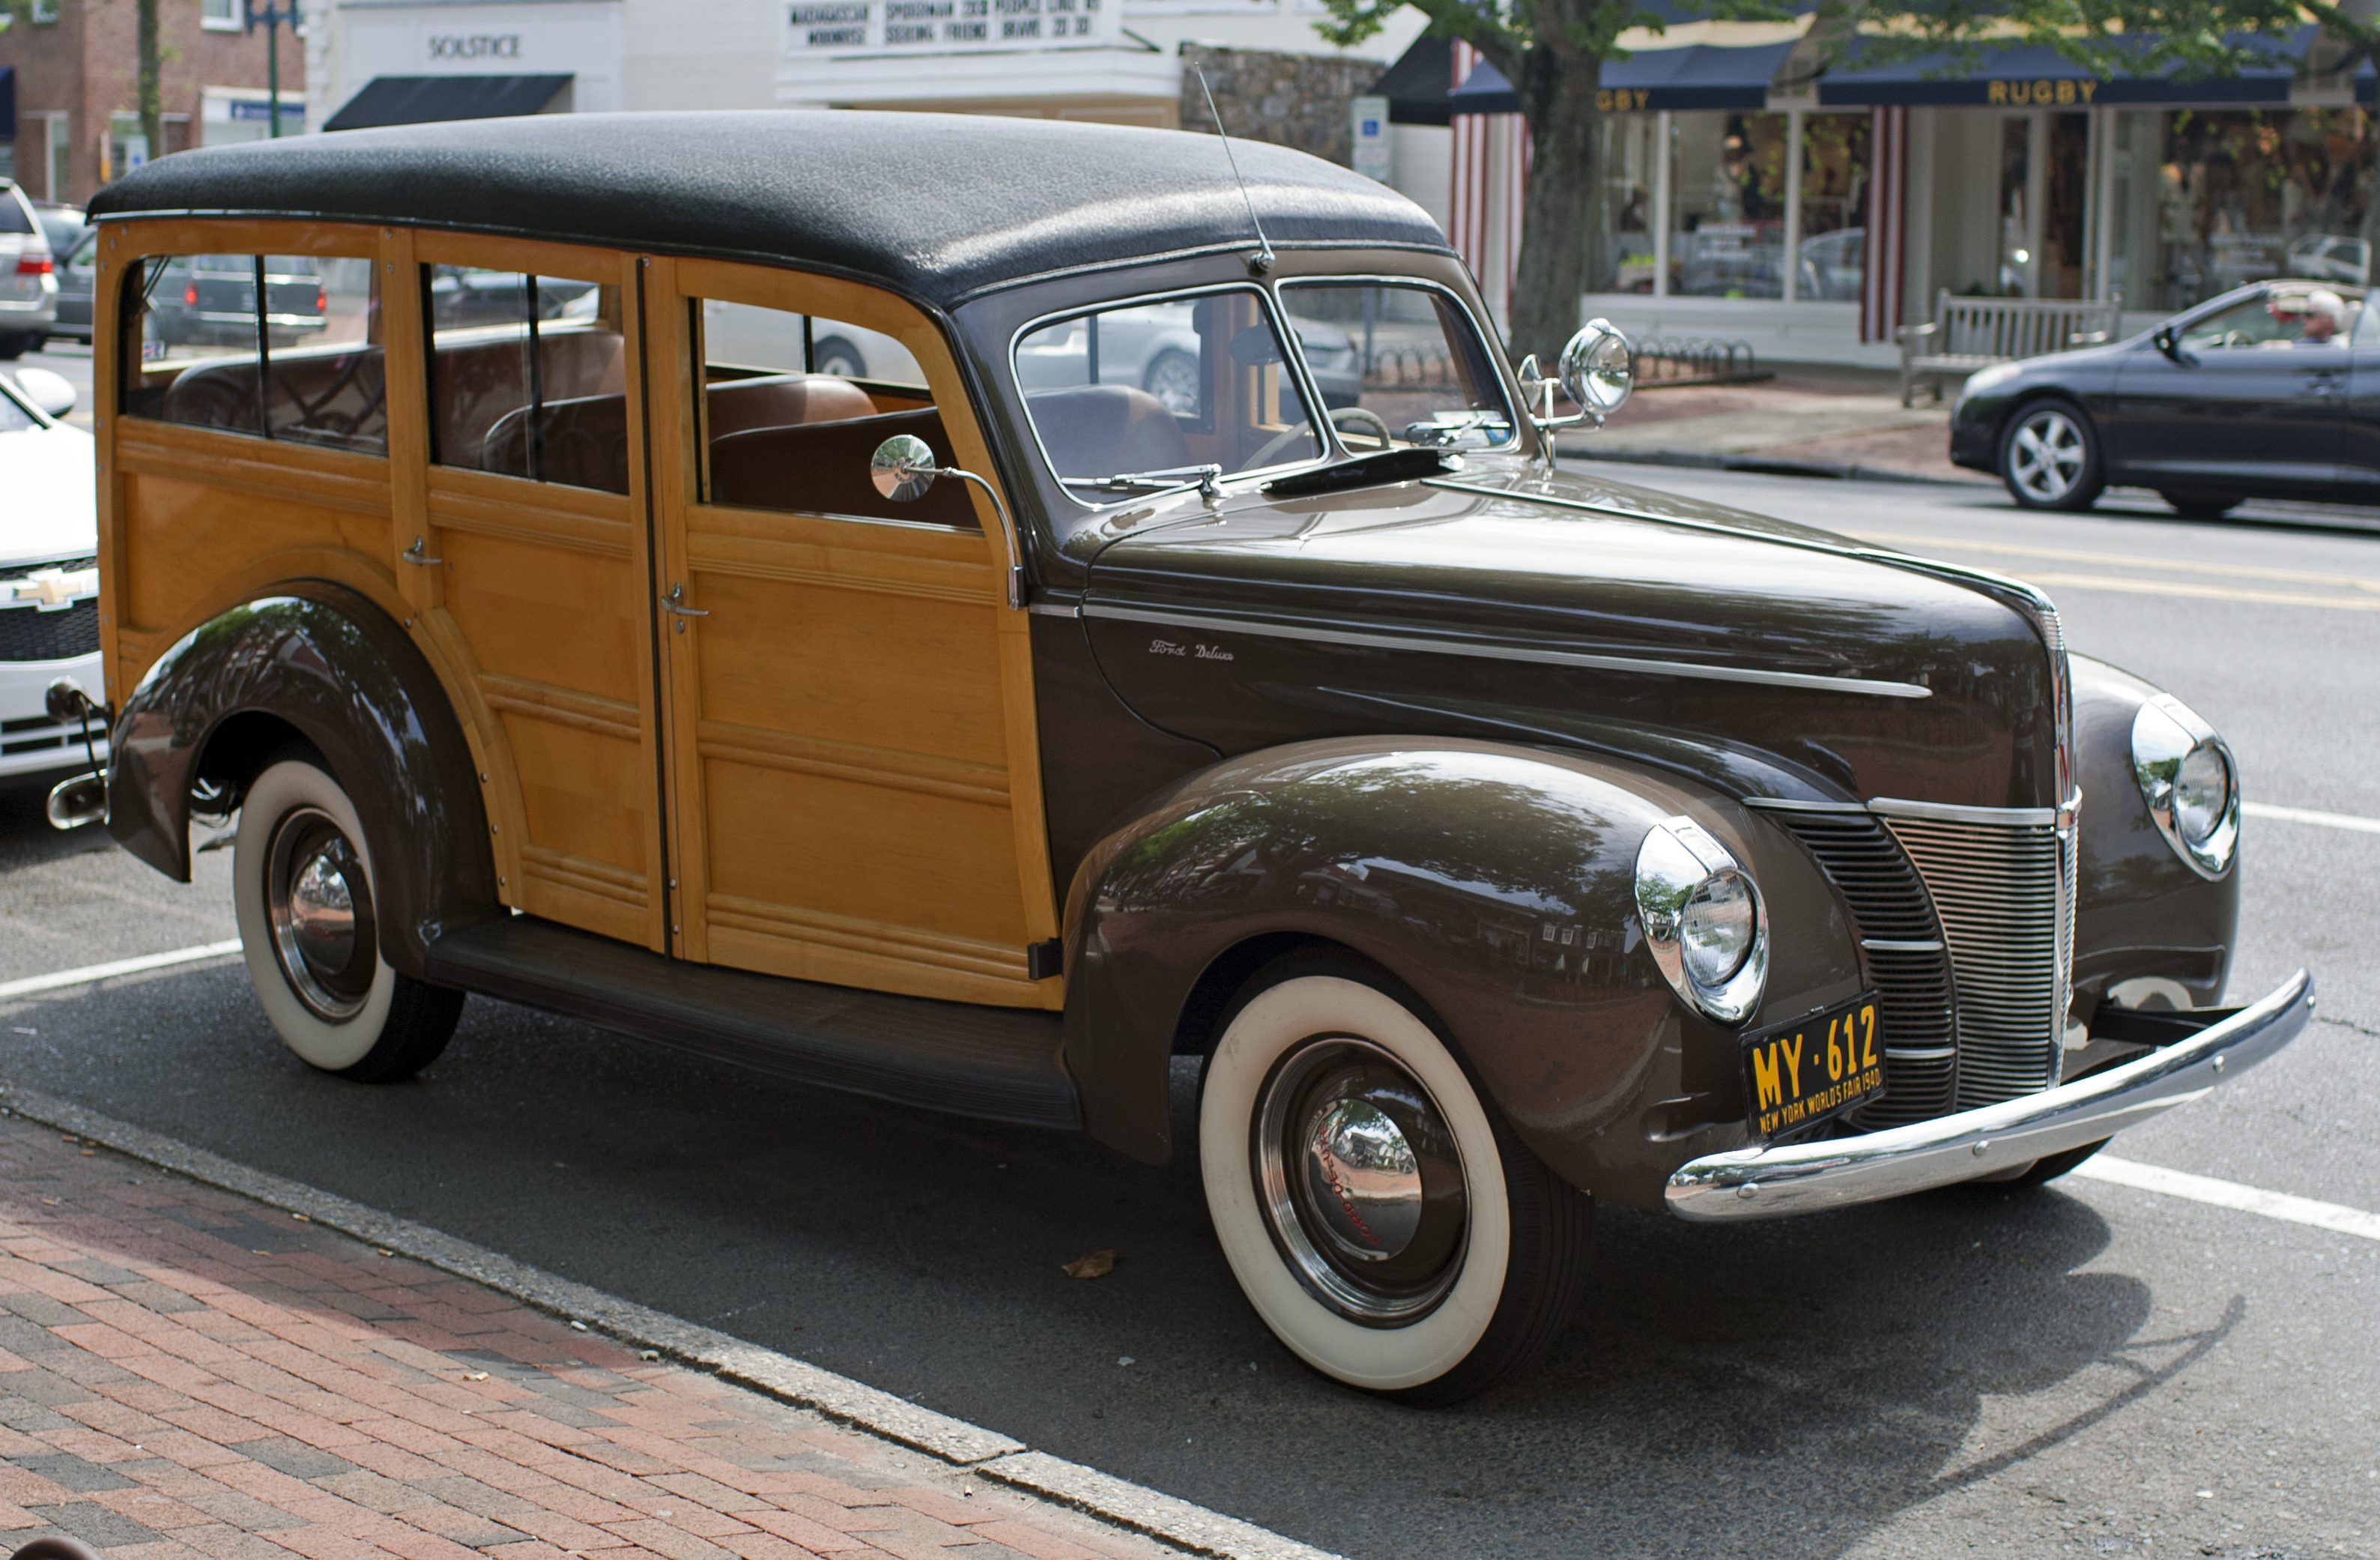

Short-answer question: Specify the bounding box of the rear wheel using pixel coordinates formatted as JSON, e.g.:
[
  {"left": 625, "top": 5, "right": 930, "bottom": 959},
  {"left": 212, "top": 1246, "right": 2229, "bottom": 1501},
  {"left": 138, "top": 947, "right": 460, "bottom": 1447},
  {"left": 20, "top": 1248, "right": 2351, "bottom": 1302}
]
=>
[
  {"left": 2159, "top": 491, "right": 2243, "bottom": 521},
  {"left": 1198, "top": 955, "right": 1592, "bottom": 1405},
  {"left": 1997, "top": 401, "right": 2104, "bottom": 511},
  {"left": 232, "top": 756, "right": 464, "bottom": 1082},
  {"left": 0, "top": 336, "right": 28, "bottom": 361},
  {"left": 812, "top": 336, "right": 865, "bottom": 378}
]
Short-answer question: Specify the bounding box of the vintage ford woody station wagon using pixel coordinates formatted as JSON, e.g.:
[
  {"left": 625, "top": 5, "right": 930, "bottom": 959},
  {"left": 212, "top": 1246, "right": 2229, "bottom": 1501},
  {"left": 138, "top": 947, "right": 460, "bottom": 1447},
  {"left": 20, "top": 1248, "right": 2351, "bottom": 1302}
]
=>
[{"left": 51, "top": 112, "right": 2313, "bottom": 1403}]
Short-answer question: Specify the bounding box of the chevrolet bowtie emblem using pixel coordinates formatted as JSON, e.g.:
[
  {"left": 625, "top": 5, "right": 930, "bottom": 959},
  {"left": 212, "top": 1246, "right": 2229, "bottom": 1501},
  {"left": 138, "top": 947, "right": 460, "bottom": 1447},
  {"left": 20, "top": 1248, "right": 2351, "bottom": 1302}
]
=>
[{"left": 7, "top": 568, "right": 100, "bottom": 608}]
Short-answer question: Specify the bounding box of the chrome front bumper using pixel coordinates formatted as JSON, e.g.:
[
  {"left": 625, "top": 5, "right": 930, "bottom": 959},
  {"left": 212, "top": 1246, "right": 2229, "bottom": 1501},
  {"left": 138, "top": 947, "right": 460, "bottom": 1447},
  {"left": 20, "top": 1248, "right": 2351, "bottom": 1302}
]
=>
[{"left": 1665, "top": 970, "right": 2315, "bottom": 1221}]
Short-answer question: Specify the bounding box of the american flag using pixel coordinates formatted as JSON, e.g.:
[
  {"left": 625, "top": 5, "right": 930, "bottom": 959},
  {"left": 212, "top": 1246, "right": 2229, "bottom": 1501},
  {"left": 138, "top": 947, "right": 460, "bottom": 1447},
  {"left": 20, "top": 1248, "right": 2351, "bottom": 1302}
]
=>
[
  {"left": 1450, "top": 40, "right": 1532, "bottom": 329},
  {"left": 1861, "top": 105, "right": 1910, "bottom": 342}
]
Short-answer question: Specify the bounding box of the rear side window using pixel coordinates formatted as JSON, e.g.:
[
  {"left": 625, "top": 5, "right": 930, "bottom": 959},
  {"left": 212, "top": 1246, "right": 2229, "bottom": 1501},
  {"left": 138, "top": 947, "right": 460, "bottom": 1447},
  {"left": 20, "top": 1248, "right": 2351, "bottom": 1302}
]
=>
[
  {"left": 426, "top": 264, "right": 629, "bottom": 495},
  {"left": 118, "top": 252, "right": 387, "bottom": 454},
  {"left": 0, "top": 190, "right": 33, "bottom": 236}
]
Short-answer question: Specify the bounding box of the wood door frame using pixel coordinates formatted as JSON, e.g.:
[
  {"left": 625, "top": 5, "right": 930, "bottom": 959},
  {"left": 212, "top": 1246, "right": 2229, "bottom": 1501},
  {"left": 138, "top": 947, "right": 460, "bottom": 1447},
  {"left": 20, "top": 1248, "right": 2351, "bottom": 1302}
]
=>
[{"left": 646, "top": 256, "right": 1062, "bottom": 1007}]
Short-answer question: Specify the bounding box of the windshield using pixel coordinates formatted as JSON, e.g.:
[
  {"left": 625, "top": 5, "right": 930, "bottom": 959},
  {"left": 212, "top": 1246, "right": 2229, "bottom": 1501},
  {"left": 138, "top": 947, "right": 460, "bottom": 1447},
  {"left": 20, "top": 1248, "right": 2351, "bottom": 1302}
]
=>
[
  {"left": 1014, "top": 288, "right": 1324, "bottom": 495},
  {"left": 1278, "top": 281, "right": 1515, "bottom": 453}
]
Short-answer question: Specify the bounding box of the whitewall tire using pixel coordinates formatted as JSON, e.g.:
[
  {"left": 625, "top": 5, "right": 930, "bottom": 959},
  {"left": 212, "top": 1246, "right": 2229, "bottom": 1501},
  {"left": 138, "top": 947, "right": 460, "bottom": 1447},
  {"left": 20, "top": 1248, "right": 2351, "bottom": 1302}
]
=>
[
  {"left": 1199, "top": 958, "right": 1592, "bottom": 1403},
  {"left": 231, "top": 756, "right": 464, "bottom": 1081}
]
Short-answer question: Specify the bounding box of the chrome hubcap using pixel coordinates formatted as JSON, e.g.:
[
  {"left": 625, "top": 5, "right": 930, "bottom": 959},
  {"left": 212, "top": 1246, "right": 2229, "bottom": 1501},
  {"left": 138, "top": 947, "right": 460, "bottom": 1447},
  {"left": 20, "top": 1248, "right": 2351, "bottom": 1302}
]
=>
[
  {"left": 1253, "top": 1038, "right": 1468, "bottom": 1325},
  {"left": 1145, "top": 355, "right": 1201, "bottom": 417},
  {"left": 264, "top": 808, "right": 377, "bottom": 1022},
  {"left": 2009, "top": 410, "right": 2084, "bottom": 501}
]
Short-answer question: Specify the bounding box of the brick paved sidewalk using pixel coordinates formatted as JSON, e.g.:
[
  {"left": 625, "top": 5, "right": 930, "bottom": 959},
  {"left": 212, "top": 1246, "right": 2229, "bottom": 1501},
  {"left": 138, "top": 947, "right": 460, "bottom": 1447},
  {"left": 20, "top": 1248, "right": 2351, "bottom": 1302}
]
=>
[{"left": 0, "top": 1118, "right": 1178, "bottom": 1560}]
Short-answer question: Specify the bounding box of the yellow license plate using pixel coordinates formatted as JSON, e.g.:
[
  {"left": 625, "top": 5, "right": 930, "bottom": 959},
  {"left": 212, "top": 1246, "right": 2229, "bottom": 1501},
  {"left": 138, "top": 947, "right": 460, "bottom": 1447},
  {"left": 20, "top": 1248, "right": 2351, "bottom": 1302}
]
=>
[{"left": 1742, "top": 994, "right": 1885, "bottom": 1140}]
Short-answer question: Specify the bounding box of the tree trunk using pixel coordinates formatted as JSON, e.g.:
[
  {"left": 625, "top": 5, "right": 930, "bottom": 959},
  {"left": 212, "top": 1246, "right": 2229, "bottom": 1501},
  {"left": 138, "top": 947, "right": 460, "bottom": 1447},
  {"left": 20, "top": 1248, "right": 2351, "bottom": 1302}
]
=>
[
  {"left": 2362, "top": 91, "right": 2380, "bottom": 276},
  {"left": 1508, "top": 51, "right": 1606, "bottom": 362},
  {"left": 137, "top": 0, "right": 163, "bottom": 165}
]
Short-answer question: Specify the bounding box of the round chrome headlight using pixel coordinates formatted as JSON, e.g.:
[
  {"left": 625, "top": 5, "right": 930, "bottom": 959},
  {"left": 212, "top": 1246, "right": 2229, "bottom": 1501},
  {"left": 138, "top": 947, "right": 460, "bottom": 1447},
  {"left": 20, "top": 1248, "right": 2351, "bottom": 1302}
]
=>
[
  {"left": 2172, "top": 742, "right": 2232, "bottom": 847},
  {"left": 1635, "top": 817, "right": 1768, "bottom": 1024},
  {"left": 2131, "top": 696, "right": 2238, "bottom": 878}
]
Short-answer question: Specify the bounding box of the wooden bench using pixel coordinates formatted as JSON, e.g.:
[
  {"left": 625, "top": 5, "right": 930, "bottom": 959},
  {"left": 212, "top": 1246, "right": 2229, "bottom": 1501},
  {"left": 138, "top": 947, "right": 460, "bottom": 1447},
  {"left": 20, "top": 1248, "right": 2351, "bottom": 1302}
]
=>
[{"left": 1898, "top": 291, "right": 2125, "bottom": 406}]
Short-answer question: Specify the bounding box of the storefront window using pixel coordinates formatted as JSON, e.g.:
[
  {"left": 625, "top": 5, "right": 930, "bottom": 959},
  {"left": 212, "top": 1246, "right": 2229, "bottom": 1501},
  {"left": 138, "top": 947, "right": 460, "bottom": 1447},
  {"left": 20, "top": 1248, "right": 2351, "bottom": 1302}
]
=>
[
  {"left": 1600, "top": 114, "right": 1658, "bottom": 293},
  {"left": 1671, "top": 111, "right": 1789, "bottom": 298},
  {"left": 2108, "top": 107, "right": 2375, "bottom": 313},
  {"left": 1798, "top": 112, "right": 1869, "bottom": 302}
]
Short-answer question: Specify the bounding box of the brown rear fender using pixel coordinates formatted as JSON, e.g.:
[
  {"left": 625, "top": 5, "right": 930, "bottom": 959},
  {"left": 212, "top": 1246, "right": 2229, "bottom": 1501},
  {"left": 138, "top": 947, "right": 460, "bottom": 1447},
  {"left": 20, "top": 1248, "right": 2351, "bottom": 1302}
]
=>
[
  {"left": 106, "top": 583, "right": 499, "bottom": 980},
  {"left": 1061, "top": 737, "right": 1863, "bottom": 1209}
]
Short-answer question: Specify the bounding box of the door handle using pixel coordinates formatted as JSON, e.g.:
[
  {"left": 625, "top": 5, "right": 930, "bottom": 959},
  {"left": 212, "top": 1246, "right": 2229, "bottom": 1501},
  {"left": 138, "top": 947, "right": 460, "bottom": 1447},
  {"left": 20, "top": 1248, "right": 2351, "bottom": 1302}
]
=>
[
  {"left": 402, "top": 536, "right": 443, "bottom": 567},
  {"left": 661, "top": 583, "right": 709, "bottom": 617}
]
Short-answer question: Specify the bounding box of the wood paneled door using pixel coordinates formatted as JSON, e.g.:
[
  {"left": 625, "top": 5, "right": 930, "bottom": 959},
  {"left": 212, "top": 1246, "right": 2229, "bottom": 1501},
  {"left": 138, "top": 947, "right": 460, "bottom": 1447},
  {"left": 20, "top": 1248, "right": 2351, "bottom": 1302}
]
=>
[
  {"left": 398, "top": 235, "right": 671, "bottom": 952},
  {"left": 645, "top": 257, "right": 1062, "bottom": 1009}
]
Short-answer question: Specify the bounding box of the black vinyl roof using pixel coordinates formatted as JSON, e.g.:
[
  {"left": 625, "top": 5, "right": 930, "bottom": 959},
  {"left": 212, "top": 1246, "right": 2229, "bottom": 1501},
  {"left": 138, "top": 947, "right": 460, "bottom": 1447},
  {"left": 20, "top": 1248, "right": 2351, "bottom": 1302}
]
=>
[{"left": 88, "top": 111, "right": 1452, "bottom": 310}]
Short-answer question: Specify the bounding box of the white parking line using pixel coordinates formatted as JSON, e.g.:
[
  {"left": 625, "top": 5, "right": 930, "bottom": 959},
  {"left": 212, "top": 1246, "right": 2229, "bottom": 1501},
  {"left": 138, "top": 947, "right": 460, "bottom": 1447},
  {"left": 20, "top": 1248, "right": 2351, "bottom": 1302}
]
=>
[
  {"left": 0, "top": 939, "right": 243, "bottom": 1001},
  {"left": 2074, "top": 1155, "right": 2380, "bottom": 1243},
  {"left": 2242, "top": 801, "right": 2380, "bottom": 836}
]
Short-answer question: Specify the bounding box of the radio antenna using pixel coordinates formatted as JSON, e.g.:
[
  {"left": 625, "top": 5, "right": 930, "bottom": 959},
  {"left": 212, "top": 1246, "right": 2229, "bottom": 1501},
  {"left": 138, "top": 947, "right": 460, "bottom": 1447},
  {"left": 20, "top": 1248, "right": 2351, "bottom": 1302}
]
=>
[{"left": 1193, "top": 64, "right": 1276, "bottom": 276}]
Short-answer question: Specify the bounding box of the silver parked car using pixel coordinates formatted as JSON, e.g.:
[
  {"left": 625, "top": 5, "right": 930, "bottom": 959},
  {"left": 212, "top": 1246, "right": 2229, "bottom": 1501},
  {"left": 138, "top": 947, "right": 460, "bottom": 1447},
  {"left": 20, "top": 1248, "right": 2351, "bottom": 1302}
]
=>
[
  {"left": 0, "top": 181, "right": 59, "bottom": 360},
  {"left": 0, "top": 366, "right": 106, "bottom": 783}
]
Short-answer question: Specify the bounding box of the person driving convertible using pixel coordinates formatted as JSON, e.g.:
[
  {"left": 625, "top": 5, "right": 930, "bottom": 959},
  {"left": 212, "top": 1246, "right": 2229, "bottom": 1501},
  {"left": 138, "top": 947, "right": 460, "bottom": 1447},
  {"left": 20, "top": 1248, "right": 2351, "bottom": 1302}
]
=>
[{"left": 2266, "top": 287, "right": 2349, "bottom": 346}]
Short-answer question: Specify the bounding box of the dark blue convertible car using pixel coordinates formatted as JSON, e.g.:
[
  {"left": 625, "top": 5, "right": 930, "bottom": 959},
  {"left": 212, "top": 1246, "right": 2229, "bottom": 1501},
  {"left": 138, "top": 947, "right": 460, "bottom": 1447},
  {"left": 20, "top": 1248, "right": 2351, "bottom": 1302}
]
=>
[{"left": 1950, "top": 279, "right": 2372, "bottom": 518}]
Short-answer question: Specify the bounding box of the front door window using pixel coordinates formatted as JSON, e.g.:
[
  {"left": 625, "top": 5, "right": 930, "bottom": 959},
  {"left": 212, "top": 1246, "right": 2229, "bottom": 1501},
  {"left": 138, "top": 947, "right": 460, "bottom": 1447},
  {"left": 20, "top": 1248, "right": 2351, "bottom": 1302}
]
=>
[{"left": 1014, "top": 288, "right": 1323, "bottom": 495}]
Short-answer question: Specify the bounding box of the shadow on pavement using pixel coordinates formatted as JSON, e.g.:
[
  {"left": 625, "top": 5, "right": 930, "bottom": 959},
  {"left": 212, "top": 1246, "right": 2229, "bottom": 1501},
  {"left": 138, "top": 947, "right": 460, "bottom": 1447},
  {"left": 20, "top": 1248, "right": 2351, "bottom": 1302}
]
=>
[{"left": 0, "top": 936, "right": 2226, "bottom": 1560}]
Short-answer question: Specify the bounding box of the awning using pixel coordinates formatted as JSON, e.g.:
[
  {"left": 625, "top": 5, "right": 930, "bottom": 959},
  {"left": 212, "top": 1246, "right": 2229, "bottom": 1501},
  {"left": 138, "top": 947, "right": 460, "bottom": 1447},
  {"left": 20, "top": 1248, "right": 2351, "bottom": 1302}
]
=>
[
  {"left": 1371, "top": 35, "right": 1456, "bottom": 127},
  {"left": 0, "top": 67, "right": 15, "bottom": 138},
  {"left": 1444, "top": 40, "right": 1797, "bottom": 115},
  {"left": 1817, "top": 26, "right": 2316, "bottom": 107},
  {"left": 324, "top": 74, "right": 573, "bottom": 133}
]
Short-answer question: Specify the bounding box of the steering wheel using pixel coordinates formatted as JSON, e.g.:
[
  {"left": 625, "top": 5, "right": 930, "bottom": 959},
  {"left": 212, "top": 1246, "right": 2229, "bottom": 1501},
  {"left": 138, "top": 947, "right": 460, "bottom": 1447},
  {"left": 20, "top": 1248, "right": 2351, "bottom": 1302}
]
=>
[{"left": 1249, "top": 405, "right": 1397, "bottom": 469}]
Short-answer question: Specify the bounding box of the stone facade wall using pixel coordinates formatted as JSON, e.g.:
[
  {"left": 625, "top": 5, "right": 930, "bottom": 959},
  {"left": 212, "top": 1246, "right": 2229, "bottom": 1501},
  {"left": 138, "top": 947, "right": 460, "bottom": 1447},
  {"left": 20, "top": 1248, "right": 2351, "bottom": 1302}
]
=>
[{"left": 1178, "top": 43, "right": 1375, "bottom": 168}]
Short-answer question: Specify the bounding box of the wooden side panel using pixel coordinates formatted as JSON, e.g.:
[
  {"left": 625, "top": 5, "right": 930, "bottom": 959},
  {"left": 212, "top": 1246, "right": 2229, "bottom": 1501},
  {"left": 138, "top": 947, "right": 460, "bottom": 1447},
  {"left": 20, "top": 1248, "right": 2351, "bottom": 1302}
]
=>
[
  {"left": 649, "top": 259, "right": 1060, "bottom": 1009},
  {"left": 422, "top": 471, "right": 663, "bottom": 949}
]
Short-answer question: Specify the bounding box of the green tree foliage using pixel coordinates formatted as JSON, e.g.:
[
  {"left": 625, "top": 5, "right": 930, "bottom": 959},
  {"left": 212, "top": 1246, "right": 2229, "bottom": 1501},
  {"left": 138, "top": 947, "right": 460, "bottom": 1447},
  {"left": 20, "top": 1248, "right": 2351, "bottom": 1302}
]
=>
[{"left": 1313, "top": 0, "right": 2361, "bottom": 357}]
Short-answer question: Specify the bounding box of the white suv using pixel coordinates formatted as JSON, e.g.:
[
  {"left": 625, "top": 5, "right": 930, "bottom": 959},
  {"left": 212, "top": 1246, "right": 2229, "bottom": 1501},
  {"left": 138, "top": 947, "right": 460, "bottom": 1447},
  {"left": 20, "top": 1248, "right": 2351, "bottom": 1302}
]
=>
[
  {"left": 0, "top": 182, "right": 59, "bottom": 360},
  {"left": 0, "top": 367, "right": 103, "bottom": 784}
]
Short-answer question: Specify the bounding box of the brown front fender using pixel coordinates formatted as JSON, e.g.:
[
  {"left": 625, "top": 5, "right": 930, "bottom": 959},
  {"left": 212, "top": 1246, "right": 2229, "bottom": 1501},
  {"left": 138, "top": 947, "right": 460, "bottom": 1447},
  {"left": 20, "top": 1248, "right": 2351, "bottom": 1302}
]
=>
[{"left": 1060, "top": 737, "right": 1863, "bottom": 1210}]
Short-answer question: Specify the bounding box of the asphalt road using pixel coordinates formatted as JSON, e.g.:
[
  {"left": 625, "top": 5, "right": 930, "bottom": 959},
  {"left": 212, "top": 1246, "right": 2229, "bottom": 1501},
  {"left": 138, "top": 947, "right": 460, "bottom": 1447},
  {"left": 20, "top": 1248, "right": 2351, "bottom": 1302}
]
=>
[{"left": 2, "top": 459, "right": 2375, "bottom": 1560}]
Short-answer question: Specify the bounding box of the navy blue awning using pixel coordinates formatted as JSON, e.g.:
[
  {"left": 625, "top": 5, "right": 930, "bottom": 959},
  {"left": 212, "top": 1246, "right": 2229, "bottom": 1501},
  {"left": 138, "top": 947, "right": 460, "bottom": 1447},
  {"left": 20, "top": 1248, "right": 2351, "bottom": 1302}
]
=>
[
  {"left": 325, "top": 74, "right": 573, "bottom": 133},
  {"left": 1372, "top": 35, "right": 1456, "bottom": 127},
  {"left": 1817, "top": 26, "right": 2316, "bottom": 107},
  {"left": 0, "top": 68, "right": 15, "bottom": 140},
  {"left": 1447, "top": 40, "right": 1796, "bottom": 115}
]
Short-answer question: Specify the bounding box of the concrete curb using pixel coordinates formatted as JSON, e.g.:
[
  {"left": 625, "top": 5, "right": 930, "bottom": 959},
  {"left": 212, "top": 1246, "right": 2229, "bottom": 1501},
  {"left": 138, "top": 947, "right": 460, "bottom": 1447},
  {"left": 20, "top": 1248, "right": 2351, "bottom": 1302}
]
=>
[
  {"left": 1559, "top": 442, "right": 1986, "bottom": 489},
  {"left": 0, "top": 1083, "right": 1345, "bottom": 1560}
]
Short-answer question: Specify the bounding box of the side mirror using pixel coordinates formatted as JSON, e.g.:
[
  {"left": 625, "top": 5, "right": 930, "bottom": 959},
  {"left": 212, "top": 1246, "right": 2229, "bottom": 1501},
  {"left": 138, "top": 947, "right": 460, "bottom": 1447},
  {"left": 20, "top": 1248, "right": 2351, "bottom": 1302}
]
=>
[
  {"left": 870, "top": 434, "right": 940, "bottom": 503},
  {"left": 869, "top": 435, "right": 1032, "bottom": 612},
  {"left": 2153, "top": 325, "right": 2187, "bottom": 365},
  {"left": 1559, "top": 318, "right": 1633, "bottom": 424},
  {"left": 11, "top": 366, "right": 78, "bottom": 420}
]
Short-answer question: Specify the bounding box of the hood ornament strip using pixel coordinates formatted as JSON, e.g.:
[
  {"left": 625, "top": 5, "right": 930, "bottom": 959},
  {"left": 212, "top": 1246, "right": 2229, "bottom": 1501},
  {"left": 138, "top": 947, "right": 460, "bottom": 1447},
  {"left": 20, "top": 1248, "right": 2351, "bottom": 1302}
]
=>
[{"left": 1081, "top": 602, "right": 1931, "bottom": 699}]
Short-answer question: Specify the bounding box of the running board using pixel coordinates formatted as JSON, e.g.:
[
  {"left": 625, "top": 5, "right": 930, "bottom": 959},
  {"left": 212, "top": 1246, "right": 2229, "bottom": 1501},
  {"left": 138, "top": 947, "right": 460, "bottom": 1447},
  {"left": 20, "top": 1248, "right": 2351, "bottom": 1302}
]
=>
[{"left": 423, "top": 915, "right": 1079, "bottom": 1130}]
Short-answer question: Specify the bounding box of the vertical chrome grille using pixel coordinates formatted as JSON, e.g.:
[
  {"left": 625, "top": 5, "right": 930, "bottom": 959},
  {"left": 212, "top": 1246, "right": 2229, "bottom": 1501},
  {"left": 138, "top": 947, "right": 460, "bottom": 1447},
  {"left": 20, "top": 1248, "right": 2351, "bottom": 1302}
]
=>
[
  {"left": 1883, "top": 815, "right": 2074, "bottom": 1107},
  {"left": 1771, "top": 812, "right": 1957, "bottom": 1126}
]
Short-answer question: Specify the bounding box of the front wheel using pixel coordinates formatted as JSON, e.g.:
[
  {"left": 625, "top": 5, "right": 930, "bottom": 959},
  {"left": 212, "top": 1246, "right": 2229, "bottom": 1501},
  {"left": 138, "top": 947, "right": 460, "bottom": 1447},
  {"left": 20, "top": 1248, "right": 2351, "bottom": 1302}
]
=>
[
  {"left": 1997, "top": 401, "right": 2104, "bottom": 511},
  {"left": 1199, "top": 957, "right": 1592, "bottom": 1404},
  {"left": 232, "top": 755, "right": 464, "bottom": 1082}
]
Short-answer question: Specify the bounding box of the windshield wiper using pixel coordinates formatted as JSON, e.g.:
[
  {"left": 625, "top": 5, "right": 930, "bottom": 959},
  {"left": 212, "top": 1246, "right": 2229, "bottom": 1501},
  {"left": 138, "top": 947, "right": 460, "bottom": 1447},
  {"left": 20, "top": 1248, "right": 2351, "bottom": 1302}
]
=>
[
  {"left": 1261, "top": 447, "right": 1453, "bottom": 499},
  {"left": 1064, "top": 463, "right": 1224, "bottom": 498}
]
